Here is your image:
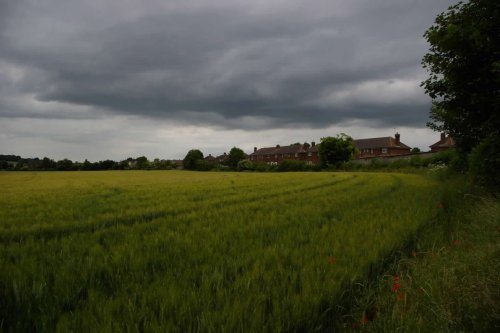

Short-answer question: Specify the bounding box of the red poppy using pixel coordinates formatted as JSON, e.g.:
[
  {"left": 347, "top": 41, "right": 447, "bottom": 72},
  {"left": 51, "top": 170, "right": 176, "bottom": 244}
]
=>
[
  {"left": 452, "top": 239, "right": 460, "bottom": 246},
  {"left": 392, "top": 282, "right": 401, "bottom": 292},
  {"left": 328, "top": 257, "right": 336, "bottom": 264},
  {"left": 393, "top": 275, "right": 400, "bottom": 281},
  {"left": 361, "top": 317, "right": 369, "bottom": 325},
  {"left": 396, "top": 292, "right": 405, "bottom": 301}
]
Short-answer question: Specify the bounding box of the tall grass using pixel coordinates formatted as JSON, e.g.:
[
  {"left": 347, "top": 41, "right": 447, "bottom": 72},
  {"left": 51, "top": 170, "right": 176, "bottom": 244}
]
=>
[
  {"left": 344, "top": 179, "right": 500, "bottom": 332},
  {"left": 0, "top": 171, "right": 447, "bottom": 331}
]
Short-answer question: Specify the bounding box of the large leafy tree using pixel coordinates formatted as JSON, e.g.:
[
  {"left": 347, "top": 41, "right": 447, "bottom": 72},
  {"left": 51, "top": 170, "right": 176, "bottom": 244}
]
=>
[
  {"left": 183, "top": 149, "right": 204, "bottom": 170},
  {"left": 226, "top": 147, "right": 246, "bottom": 169},
  {"left": 421, "top": 0, "right": 500, "bottom": 153},
  {"left": 318, "top": 134, "right": 357, "bottom": 168}
]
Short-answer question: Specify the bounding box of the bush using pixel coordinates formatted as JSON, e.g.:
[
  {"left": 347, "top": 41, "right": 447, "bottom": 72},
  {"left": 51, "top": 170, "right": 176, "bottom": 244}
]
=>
[
  {"left": 237, "top": 159, "right": 254, "bottom": 171},
  {"left": 424, "top": 149, "right": 458, "bottom": 166},
  {"left": 368, "top": 158, "right": 389, "bottom": 170},
  {"left": 340, "top": 161, "right": 363, "bottom": 170},
  {"left": 254, "top": 163, "right": 271, "bottom": 172},
  {"left": 409, "top": 155, "right": 423, "bottom": 167},
  {"left": 469, "top": 135, "right": 500, "bottom": 191},
  {"left": 276, "top": 160, "right": 308, "bottom": 172},
  {"left": 194, "top": 160, "right": 214, "bottom": 171},
  {"left": 388, "top": 159, "right": 410, "bottom": 169}
]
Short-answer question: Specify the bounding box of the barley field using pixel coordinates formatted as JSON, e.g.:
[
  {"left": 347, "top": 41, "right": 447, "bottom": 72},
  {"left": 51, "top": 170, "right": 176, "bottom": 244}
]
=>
[{"left": 0, "top": 171, "right": 444, "bottom": 332}]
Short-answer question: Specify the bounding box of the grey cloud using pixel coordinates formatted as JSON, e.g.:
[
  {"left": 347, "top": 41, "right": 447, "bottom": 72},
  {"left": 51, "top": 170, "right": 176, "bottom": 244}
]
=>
[{"left": 0, "top": 0, "right": 457, "bottom": 129}]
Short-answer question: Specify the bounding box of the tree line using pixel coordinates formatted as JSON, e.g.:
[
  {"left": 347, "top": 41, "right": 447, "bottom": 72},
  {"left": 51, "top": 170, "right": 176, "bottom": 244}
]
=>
[{"left": 0, "top": 155, "right": 179, "bottom": 171}]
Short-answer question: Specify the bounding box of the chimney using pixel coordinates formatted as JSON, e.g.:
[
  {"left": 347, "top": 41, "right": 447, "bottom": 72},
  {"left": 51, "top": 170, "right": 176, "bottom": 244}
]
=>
[
  {"left": 311, "top": 141, "right": 316, "bottom": 147},
  {"left": 395, "top": 132, "right": 400, "bottom": 145},
  {"left": 254, "top": 147, "right": 257, "bottom": 153},
  {"left": 441, "top": 132, "right": 446, "bottom": 141}
]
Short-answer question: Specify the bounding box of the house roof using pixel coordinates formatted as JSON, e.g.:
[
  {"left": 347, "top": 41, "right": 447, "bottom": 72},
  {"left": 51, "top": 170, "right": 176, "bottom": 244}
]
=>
[
  {"left": 354, "top": 137, "right": 410, "bottom": 149},
  {"left": 308, "top": 145, "right": 319, "bottom": 153},
  {"left": 251, "top": 144, "right": 309, "bottom": 156},
  {"left": 430, "top": 136, "right": 455, "bottom": 148},
  {"left": 204, "top": 154, "right": 216, "bottom": 161}
]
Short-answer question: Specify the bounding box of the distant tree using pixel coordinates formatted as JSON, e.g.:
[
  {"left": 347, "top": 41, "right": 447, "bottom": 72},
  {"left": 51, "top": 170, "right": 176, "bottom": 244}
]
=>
[
  {"left": 411, "top": 147, "right": 421, "bottom": 154},
  {"left": 183, "top": 149, "right": 204, "bottom": 170},
  {"left": 227, "top": 147, "right": 246, "bottom": 169},
  {"left": 14, "top": 160, "right": 25, "bottom": 170},
  {"left": 135, "top": 156, "right": 149, "bottom": 169},
  {"left": 0, "top": 155, "right": 21, "bottom": 162},
  {"left": 25, "top": 158, "right": 41, "bottom": 170},
  {"left": 421, "top": 0, "right": 500, "bottom": 153},
  {"left": 318, "top": 134, "right": 357, "bottom": 168},
  {"left": 56, "top": 158, "right": 75, "bottom": 171},
  {"left": 40, "top": 157, "right": 57, "bottom": 170},
  {"left": 81, "top": 159, "right": 93, "bottom": 171},
  {"left": 99, "top": 160, "right": 116, "bottom": 170}
]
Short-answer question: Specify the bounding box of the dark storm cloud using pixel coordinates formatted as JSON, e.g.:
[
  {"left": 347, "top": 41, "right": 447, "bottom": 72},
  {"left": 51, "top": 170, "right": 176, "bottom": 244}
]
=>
[{"left": 0, "top": 0, "right": 457, "bottom": 129}]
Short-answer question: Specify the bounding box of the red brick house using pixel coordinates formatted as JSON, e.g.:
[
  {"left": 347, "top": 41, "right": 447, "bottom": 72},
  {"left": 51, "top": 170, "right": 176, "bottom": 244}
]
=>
[
  {"left": 353, "top": 133, "right": 411, "bottom": 159},
  {"left": 204, "top": 154, "right": 217, "bottom": 162},
  {"left": 250, "top": 133, "right": 412, "bottom": 165},
  {"left": 429, "top": 133, "right": 455, "bottom": 152},
  {"left": 306, "top": 142, "right": 320, "bottom": 165},
  {"left": 249, "top": 143, "right": 317, "bottom": 165}
]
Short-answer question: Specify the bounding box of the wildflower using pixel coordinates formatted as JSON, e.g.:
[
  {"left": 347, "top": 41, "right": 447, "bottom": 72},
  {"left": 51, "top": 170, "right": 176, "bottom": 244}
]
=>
[
  {"left": 452, "top": 239, "right": 460, "bottom": 246},
  {"left": 361, "top": 316, "right": 369, "bottom": 325},
  {"left": 328, "top": 257, "right": 336, "bottom": 264},
  {"left": 411, "top": 250, "right": 417, "bottom": 258},
  {"left": 396, "top": 292, "right": 405, "bottom": 301},
  {"left": 437, "top": 202, "right": 444, "bottom": 209},
  {"left": 391, "top": 282, "right": 401, "bottom": 293},
  {"left": 393, "top": 275, "right": 400, "bottom": 281}
]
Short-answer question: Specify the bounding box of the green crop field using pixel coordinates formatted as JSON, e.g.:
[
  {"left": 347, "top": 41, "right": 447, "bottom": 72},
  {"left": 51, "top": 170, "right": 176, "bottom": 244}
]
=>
[{"left": 0, "top": 171, "right": 446, "bottom": 332}]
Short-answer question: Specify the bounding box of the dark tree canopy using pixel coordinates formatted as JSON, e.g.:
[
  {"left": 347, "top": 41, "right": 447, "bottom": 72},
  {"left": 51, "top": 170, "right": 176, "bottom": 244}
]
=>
[
  {"left": 421, "top": 0, "right": 500, "bottom": 153},
  {"left": 183, "top": 149, "right": 204, "bottom": 170},
  {"left": 227, "top": 147, "right": 246, "bottom": 169},
  {"left": 318, "top": 134, "right": 357, "bottom": 167}
]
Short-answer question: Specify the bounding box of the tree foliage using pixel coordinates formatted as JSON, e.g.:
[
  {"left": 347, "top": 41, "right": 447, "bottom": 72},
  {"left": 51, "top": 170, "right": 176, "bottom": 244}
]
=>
[
  {"left": 182, "top": 149, "right": 204, "bottom": 170},
  {"left": 469, "top": 134, "right": 500, "bottom": 189},
  {"left": 318, "top": 134, "right": 357, "bottom": 167},
  {"left": 421, "top": 0, "right": 500, "bottom": 153},
  {"left": 227, "top": 147, "right": 246, "bottom": 169},
  {"left": 237, "top": 159, "right": 254, "bottom": 171}
]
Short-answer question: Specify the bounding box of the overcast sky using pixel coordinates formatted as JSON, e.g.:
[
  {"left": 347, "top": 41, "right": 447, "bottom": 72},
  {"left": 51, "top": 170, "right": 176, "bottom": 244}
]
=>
[{"left": 0, "top": 0, "right": 457, "bottom": 161}]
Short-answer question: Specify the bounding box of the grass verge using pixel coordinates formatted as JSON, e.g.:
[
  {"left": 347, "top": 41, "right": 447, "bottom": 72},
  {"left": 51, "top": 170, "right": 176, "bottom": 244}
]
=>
[{"left": 343, "top": 179, "right": 500, "bottom": 332}]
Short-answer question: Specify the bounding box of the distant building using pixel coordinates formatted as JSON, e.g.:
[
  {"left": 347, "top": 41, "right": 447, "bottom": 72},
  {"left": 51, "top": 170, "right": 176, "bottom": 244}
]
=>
[
  {"left": 215, "top": 152, "right": 228, "bottom": 163},
  {"left": 429, "top": 133, "right": 455, "bottom": 152},
  {"left": 249, "top": 133, "right": 414, "bottom": 165},
  {"left": 354, "top": 133, "right": 411, "bottom": 159},
  {"left": 204, "top": 154, "right": 217, "bottom": 162},
  {"left": 249, "top": 142, "right": 318, "bottom": 165}
]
